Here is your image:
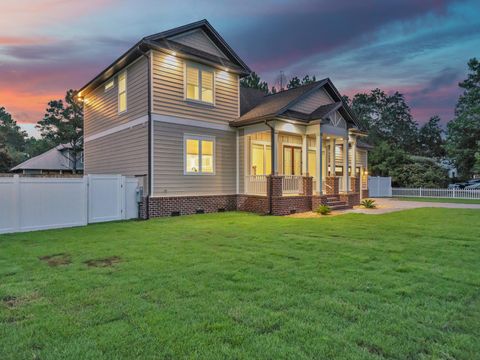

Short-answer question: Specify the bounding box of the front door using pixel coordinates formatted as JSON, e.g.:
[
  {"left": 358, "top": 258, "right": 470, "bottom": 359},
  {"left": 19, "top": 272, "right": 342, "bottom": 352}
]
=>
[{"left": 283, "top": 146, "right": 302, "bottom": 175}]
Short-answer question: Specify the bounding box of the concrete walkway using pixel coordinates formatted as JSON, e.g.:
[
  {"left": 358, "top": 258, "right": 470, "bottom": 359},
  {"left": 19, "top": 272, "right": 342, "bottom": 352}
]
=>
[
  {"left": 347, "top": 198, "right": 480, "bottom": 215},
  {"left": 288, "top": 198, "right": 480, "bottom": 218}
]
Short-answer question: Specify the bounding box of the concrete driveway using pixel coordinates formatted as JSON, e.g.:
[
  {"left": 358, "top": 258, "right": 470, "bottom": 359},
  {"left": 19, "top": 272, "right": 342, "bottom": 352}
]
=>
[{"left": 347, "top": 198, "right": 480, "bottom": 215}]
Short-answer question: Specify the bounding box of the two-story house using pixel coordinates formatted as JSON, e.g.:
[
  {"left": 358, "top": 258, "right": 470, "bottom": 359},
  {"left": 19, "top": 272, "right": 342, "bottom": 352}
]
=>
[{"left": 79, "top": 20, "right": 370, "bottom": 218}]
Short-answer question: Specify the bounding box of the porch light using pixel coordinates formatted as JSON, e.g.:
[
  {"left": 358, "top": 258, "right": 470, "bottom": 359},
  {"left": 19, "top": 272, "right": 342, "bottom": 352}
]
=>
[
  {"left": 171, "top": 51, "right": 176, "bottom": 56},
  {"left": 224, "top": 67, "right": 229, "bottom": 72},
  {"left": 326, "top": 136, "right": 330, "bottom": 140}
]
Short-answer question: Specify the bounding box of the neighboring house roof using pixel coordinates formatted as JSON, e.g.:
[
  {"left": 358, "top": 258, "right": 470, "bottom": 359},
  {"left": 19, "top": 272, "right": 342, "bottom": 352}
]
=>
[
  {"left": 232, "top": 78, "right": 360, "bottom": 128},
  {"left": 78, "top": 19, "right": 251, "bottom": 97},
  {"left": 10, "top": 144, "right": 83, "bottom": 172}
]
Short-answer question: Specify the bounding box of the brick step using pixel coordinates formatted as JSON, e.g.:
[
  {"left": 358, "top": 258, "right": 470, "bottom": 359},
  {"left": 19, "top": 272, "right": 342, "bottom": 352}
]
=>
[
  {"left": 326, "top": 196, "right": 340, "bottom": 201},
  {"left": 326, "top": 200, "right": 346, "bottom": 206},
  {"left": 328, "top": 204, "right": 350, "bottom": 211}
]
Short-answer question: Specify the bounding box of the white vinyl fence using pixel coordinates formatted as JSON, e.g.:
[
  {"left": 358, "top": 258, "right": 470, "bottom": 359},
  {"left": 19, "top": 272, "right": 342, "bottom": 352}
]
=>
[
  {"left": 368, "top": 176, "right": 392, "bottom": 197},
  {"left": 0, "top": 174, "right": 140, "bottom": 234},
  {"left": 392, "top": 187, "right": 480, "bottom": 200}
]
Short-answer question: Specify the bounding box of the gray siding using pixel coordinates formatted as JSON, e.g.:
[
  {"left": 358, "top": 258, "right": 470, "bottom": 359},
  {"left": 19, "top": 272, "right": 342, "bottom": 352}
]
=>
[
  {"left": 169, "top": 29, "right": 228, "bottom": 59},
  {"left": 152, "top": 50, "right": 239, "bottom": 125},
  {"left": 290, "top": 88, "right": 333, "bottom": 113},
  {"left": 84, "top": 57, "right": 148, "bottom": 136},
  {"left": 84, "top": 123, "right": 148, "bottom": 186},
  {"left": 153, "top": 122, "right": 236, "bottom": 196}
]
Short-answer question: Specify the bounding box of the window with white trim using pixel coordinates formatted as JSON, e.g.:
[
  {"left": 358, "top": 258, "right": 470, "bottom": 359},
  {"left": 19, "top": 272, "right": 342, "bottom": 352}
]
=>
[
  {"left": 104, "top": 79, "right": 114, "bottom": 92},
  {"left": 186, "top": 63, "right": 214, "bottom": 104},
  {"left": 118, "top": 71, "right": 127, "bottom": 113},
  {"left": 184, "top": 135, "right": 215, "bottom": 174}
]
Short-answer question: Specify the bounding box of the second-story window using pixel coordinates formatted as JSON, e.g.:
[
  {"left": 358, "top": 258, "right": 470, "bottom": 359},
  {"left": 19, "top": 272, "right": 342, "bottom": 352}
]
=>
[
  {"left": 118, "top": 71, "right": 127, "bottom": 113},
  {"left": 186, "top": 63, "right": 214, "bottom": 104}
]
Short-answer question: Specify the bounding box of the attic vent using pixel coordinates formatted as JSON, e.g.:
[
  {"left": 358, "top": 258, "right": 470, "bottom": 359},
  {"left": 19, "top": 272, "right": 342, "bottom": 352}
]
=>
[
  {"left": 196, "top": 209, "right": 205, "bottom": 214},
  {"left": 171, "top": 211, "right": 180, "bottom": 217}
]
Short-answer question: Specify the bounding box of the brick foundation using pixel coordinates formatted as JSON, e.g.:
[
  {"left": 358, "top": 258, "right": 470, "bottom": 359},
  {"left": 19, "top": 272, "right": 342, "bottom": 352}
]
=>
[
  {"left": 145, "top": 195, "right": 237, "bottom": 218},
  {"left": 270, "top": 196, "right": 311, "bottom": 216},
  {"left": 237, "top": 195, "right": 269, "bottom": 215},
  {"left": 139, "top": 175, "right": 351, "bottom": 218},
  {"left": 312, "top": 195, "right": 329, "bottom": 210},
  {"left": 361, "top": 189, "right": 369, "bottom": 199},
  {"left": 339, "top": 193, "right": 360, "bottom": 208}
]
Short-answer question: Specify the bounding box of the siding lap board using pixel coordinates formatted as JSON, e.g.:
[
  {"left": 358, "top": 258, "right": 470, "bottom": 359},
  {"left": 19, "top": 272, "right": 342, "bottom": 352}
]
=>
[
  {"left": 290, "top": 88, "right": 333, "bottom": 113},
  {"left": 153, "top": 122, "right": 236, "bottom": 196},
  {"left": 152, "top": 50, "right": 239, "bottom": 124},
  {"left": 84, "top": 57, "right": 148, "bottom": 136}
]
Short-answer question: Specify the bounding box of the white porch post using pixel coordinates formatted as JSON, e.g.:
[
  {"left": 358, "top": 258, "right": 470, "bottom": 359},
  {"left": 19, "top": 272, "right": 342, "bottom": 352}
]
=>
[
  {"left": 273, "top": 131, "right": 279, "bottom": 175},
  {"left": 302, "top": 135, "right": 308, "bottom": 176},
  {"left": 343, "top": 139, "right": 349, "bottom": 193},
  {"left": 329, "top": 138, "right": 336, "bottom": 176},
  {"left": 316, "top": 126, "right": 322, "bottom": 194},
  {"left": 351, "top": 136, "right": 357, "bottom": 177}
]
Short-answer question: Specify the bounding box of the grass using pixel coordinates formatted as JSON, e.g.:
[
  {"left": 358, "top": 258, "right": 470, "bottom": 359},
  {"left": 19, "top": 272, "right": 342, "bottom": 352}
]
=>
[
  {"left": 393, "top": 196, "right": 480, "bottom": 204},
  {"left": 1, "top": 209, "right": 480, "bottom": 359}
]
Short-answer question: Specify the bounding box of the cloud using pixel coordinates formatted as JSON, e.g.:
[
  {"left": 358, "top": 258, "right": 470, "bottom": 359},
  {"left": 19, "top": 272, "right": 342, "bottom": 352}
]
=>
[{"left": 227, "top": 0, "right": 461, "bottom": 71}]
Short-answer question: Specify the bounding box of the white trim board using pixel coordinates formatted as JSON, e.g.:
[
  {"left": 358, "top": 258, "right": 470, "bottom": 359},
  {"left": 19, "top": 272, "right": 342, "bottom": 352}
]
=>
[
  {"left": 84, "top": 115, "right": 148, "bottom": 143},
  {"left": 152, "top": 113, "right": 234, "bottom": 132}
]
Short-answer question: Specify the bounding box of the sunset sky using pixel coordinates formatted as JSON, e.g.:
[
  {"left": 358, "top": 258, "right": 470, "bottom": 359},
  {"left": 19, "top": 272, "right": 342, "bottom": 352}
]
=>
[{"left": 1, "top": 0, "right": 479, "bottom": 137}]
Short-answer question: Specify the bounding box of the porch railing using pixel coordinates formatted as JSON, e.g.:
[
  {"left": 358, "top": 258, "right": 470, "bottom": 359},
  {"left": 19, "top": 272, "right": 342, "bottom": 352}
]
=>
[
  {"left": 283, "top": 175, "right": 303, "bottom": 195},
  {"left": 245, "top": 175, "right": 267, "bottom": 195}
]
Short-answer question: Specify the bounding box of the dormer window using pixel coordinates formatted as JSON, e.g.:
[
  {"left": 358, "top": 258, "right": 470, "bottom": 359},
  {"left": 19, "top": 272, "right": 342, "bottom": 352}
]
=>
[{"left": 186, "top": 63, "right": 214, "bottom": 104}]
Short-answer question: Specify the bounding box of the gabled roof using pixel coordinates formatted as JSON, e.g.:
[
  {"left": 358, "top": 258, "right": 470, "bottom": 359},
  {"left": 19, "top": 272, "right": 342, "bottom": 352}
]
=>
[
  {"left": 232, "top": 78, "right": 360, "bottom": 128},
  {"left": 11, "top": 144, "right": 82, "bottom": 171},
  {"left": 79, "top": 19, "right": 251, "bottom": 96}
]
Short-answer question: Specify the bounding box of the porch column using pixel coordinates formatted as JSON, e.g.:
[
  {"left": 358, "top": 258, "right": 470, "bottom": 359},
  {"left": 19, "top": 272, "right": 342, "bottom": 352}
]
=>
[
  {"left": 351, "top": 136, "right": 357, "bottom": 177},
  {"left": 271, "top": 129, "right": 279, "bottom": 175},
  {"left": 329, "top": 138, "right": 336, "bottom": 176},
  {"left": 343, "top": 139, "right": 349, "bottom": 193},
  {"left": 315, "top": 126, "right": 322, "bottom": 194},
  {"left": 302, "top": 135, "right": 308, "bottom": 176}
]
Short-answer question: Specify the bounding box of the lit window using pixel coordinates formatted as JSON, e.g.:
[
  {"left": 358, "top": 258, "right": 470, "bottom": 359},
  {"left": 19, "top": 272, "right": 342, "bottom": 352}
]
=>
[
  {"left": 186, "top": 63, "right": 214, "bottom": 104},
  {"left": 105, "top": 79, "right": 114, "bottom": 92},
  {"left": 184, "top": 135, "right": 215, "bottom": 174},
  {"left": 250, "top": 143, "right": 271, "bottom": 176},
  {"left": 118, "top": 72, "right": 127, "bottom": 113}
]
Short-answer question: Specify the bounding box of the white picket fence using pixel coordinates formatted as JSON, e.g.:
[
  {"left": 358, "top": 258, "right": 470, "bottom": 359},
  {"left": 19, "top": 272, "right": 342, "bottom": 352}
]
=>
[
  {"left": 0, "top": 174, "right": 140, "bottom": 234},
  {"left": 392, "top": 187, "right": 480, "bottom": 200},
  {"left": 368, "top": 176, "right": 392, "bottom": 197}
]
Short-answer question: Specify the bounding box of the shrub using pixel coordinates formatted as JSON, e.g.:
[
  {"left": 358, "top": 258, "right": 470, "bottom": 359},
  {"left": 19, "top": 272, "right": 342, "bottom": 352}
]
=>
[
  {"left": 361, "top": 199, "right": 376, "bottom": 209},
  {"left": 315, "top": 205, "right": 331, "bottom": 215}
]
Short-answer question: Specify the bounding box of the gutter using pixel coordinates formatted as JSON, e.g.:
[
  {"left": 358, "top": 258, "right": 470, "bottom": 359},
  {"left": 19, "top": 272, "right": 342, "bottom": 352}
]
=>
[{"left": 138, "top": 45, "right": 152, "bottom": 219}]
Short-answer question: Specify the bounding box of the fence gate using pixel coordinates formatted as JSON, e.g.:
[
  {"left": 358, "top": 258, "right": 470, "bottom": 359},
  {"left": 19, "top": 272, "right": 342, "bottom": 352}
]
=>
[
  {"left": 368, "top": 176, "right": 392, "bottom": 197},
  {"left": 88, "top": 175, "right": 139, "bottom": 223}
]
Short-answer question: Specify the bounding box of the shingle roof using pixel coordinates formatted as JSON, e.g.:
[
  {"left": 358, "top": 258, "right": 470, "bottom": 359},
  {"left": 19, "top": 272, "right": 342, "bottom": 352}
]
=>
[
  {"left": 240, "top": 88, "right": 267, "bottom": 115},
  {"left": 79, "top": 19, "right": 251, "bottom": 96},
  {"left": 235, "top": 80, "right": 326, "bottom": 124},
  {"left": 309, "top": 102, "right": 342, "bottom": 120},
  {"left": 10, "top": 144, "right": 82, "bottom": 171}
]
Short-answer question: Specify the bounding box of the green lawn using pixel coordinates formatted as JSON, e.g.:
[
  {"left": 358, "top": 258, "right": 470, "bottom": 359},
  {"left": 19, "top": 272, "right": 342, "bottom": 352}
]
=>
[
  {"left": 393, "top": 196, "right": 480, "bottom": 204},
  {"left": 1, "top": 209, "right": 480, "bottom": 359}
]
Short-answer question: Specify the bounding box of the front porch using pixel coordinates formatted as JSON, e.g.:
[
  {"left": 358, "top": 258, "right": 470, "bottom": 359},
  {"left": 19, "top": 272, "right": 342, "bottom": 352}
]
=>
[{"left": 242, "top": 127, "right": 368, "bottom": 198}]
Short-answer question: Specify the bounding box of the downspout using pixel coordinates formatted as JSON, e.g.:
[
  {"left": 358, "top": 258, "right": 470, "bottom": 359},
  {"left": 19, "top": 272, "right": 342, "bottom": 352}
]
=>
[
  {"left": 265, "top": 120, "right": 275, "bottom": 215},
  {"left": 139, "top": 45, "right": 152, "bottom": 219}
]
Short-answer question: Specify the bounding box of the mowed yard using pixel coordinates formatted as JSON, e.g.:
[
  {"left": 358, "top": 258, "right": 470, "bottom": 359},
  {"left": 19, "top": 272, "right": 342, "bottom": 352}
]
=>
[{"left": 1, "top": 209, "right": 479, "bottom": 359}]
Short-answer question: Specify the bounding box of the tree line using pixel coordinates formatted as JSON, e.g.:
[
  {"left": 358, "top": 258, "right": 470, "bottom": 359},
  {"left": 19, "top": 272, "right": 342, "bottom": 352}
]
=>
[
  {"left": 240, "top": 58, "right": 480, "bottom": 187},
  {"left": 0, "top": 90, "right": 83, "bottom": 173},
  {"left": 1, "top": 59, "right": 478, "bottom": 186}
]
